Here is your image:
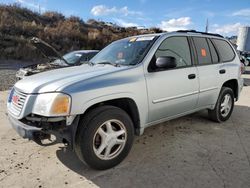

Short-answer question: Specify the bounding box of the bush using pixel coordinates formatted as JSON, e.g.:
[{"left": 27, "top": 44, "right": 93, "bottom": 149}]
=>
[{"left": 0, "top": 4, "right": 162, "bottom": 61}]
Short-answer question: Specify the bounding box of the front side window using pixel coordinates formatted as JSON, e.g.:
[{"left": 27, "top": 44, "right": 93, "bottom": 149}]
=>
[
  {"left": 151, "top": 36, "right": 192, "bottom": 70},
  {"left": 212, "top": 39, "right": 235, "bottom": 62},
  {"left": 80, "top": 52, "right": 98, "bottom": 63},
  {"left": 193, "top": 37, "right": 212, "bottom": 65},
  {"left": 79, "top": 54, "right": 89, "bottom": 62},
  {"left": 148, "top": 37, "right": 192, "bottom": 72},
  {"left": 88, "top": 52, "right": 98, "bottom": 60}
]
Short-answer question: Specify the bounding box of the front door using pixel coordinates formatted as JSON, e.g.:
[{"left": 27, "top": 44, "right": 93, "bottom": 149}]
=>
[{"left": 145, "top": 36, "right": 199, "bottom": 123}]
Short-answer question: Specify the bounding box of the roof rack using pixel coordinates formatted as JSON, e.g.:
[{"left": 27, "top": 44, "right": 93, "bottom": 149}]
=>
[{"left": 176, "top": 30, "right": 224, "bottom": 38}]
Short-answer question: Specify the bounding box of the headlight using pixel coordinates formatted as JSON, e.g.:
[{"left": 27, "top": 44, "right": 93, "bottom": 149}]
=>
[{"left": 32, "top": 93, "right": 71, "bottom": 116}]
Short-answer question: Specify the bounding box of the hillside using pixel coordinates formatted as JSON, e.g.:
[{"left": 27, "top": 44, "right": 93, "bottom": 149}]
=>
[{"left": 0, "top": 4, "right": 162, "bottom": 61}]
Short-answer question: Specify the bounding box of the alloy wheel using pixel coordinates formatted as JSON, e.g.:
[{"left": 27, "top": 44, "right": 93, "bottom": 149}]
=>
[
  {"left": 93, "top": 119, "right": 127, "bottom": 160},
  {"left": 220, "top": 94, "right": 232, "bottom": 117}
]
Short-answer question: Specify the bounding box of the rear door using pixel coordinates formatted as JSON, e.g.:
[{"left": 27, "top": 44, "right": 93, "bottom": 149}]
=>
[
  {"left": 145, "top": 36, "right": 199, "bottom": 123},
  {"left": 192, "top": 37, "right": 229, "bottom": 108}
]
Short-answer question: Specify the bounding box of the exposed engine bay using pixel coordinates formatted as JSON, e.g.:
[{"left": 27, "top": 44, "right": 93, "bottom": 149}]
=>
[
  {"left": 15, "top": 37, "right": 99, "bottom": 80},
  {"left": 16, "top": 62, "right": 66, "bottom": 80}
]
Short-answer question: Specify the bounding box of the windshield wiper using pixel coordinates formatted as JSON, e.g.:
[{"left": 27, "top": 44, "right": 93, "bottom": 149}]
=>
[{"left": 96, "top": 61, "right": 120, "bottom": 67}]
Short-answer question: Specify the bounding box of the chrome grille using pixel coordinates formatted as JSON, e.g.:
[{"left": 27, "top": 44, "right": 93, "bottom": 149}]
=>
[{"left": 9, "top": 89, "right": 27, "bottom": 116}]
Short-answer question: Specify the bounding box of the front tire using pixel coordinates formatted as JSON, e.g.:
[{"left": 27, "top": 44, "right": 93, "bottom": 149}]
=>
[
  {"left": 75, "top": 106, "right": 134, "bottom": 170},
  {"left": 208, "top": 87, "right": 234, "bottom": 122}
]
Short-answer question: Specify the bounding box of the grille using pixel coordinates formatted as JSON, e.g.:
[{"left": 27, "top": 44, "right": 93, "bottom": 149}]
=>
[{"left": 9, "top": 89, "right": 27, "bottom": 116}]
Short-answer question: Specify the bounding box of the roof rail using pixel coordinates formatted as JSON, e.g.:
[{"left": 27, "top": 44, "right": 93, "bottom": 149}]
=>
[{"left": 176, "top": 30, "right": 224, "bottom": 38}]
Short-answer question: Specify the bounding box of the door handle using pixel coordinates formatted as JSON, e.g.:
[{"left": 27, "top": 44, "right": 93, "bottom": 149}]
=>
[
  {"left": 219, "top": 69, "right": 226, "bottom": 74},
  {"left": 188, "top": 74, "right": 196, "bottom": 79}
]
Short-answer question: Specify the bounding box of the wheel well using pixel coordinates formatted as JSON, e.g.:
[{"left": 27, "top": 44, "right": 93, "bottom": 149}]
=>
[
  {"left": 222, "top": 79, "right": 238, "bottom": 99},
  {"left": 82, "top": 98, "right": 141, "bottom": 135}
]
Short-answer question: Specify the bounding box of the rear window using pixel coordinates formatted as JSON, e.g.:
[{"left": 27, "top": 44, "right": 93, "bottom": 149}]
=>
[
  {"left": 212, "top": 39, "right": 235, "bottom": 62},
  {"left": 193, "top": 37, "right": 212, "bottom": 65}
]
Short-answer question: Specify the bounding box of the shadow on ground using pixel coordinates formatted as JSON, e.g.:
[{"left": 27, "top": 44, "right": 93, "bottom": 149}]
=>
[
  {"left": 56, "top": 105, "right": 250, "bottom": 188},
  {"left": 244, "top": 78, "right": 250, "bottom": 86},
  {"left": 244, "top": 70, "right": 250, "bottom": 75}
]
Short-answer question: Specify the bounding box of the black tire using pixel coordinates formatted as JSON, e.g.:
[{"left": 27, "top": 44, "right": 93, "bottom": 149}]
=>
[
  {"left": 75, "top": 105, "right": 134, "bottom": 170},
  {"left": 208, "top": 87, "right": 234, "bottom": 123}
]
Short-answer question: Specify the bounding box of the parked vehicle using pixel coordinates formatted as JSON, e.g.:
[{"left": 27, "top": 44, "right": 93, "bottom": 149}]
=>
[
  {"left": 241, "top": 55, "right": 249, "bottom": 66},
  {"left": 16, "top": 37, "right": 99, "bottom": 79},
  {"left": 237, "top": 51, "right": 248, "bottom": 74},
  {"left": 241, "top": 52, "right": 250, "bottom": 65},
  {"left": 241, "top": 62, "right": 246, "bottom": 74},
  {"left": 7, "top": 30, "right": 243, "bottom": 170}
]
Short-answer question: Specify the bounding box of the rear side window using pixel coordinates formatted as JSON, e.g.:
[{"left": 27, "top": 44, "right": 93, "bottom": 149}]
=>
[
  {"left": 207, "top": 39, "right": 219, "bottom": 63},
  {"left": 193, "top": 37, "right": 212, "bottom": 65},
  {"left": 212, "top": 39, "right": 235, "bottom": 62}
]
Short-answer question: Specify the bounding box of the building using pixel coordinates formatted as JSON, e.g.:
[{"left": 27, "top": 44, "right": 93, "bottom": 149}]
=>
[{"left": 237, "top": 26, "right": 250, "bottom": 52}]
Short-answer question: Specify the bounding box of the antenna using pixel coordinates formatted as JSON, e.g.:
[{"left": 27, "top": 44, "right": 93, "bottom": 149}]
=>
[{"left": 205, "top": 18, "right": 209, "bottom": 33}]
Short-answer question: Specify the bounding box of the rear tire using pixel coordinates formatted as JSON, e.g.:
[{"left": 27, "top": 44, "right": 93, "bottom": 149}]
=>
[
  {"left": 75, "top": 105, "right": 134, "bottom": 170},
  {"left": 208, "top": 87, "right": 234, "bottom": 123}
]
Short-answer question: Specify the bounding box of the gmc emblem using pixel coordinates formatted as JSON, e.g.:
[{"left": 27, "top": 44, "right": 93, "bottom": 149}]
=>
[{"left": 12, "top": 95, "right": 19, "bottom": 104}]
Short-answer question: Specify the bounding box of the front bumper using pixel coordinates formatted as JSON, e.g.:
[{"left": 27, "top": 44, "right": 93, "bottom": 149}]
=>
[
  {"left": 7, "top": 112, "right": 80, "bottom": 149},
  {"left": 8, "top": 113, "right": 41, "bottom": 139}
]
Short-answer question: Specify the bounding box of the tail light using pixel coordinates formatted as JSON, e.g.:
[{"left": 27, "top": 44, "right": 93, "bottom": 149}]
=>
[{"left": 240, "top": 63, "right": 245, "bottom": 74}]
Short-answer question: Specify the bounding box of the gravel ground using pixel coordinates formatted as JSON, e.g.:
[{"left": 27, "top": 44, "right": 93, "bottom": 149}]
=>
[
  {"left": 0, "top": 72, "right": 250, "bottom": 188},
  {"left": 0, "top": 69, "right": 17, "bottom": 91},
  {"left": 0, "top": 60, "right": 41, "bottom": 91}
]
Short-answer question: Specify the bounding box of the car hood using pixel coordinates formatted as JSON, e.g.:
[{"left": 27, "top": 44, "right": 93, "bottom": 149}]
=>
[
  {"left": 14, "top": 64, "right": 129, "bottom": 93},
  {"left": 30, "top": 37, "right": 69, "bottom": 65}
]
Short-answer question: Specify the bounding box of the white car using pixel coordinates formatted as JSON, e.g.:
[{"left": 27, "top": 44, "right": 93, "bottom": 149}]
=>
[{"left": 16, "top": 37, "right": 99, "bottom": 79}]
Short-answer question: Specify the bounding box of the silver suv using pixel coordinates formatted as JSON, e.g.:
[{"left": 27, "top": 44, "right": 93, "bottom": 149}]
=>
[{"left": 7, "top": 30, "right": 244, "bottom": 170}]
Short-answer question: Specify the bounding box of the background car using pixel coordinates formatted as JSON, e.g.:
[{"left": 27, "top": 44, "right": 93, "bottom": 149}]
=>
[
  {"left": 237, "top": 51, "right": 249, "bottom": 70},
  {"left": 241, "top": 52, "right": 250, "bottom": 66},
  {"left": 16, "top": 37, "right": 99, "bottom": 79},
  {"left": 241, "top": 62, "right": 246, "bottom": 74}
]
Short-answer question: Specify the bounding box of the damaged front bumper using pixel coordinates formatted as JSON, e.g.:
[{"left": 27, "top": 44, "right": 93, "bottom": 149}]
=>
[
  {"left": 8, "top": 113, "right": 41, "bottom": 139},
  {"left": 7, "top": 112, "right": 79, "bottom": 148}
]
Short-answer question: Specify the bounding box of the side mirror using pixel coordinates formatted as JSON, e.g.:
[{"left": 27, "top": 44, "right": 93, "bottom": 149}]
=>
[{"left": 155, "top": 56, "right": 177, "bottom": 69}]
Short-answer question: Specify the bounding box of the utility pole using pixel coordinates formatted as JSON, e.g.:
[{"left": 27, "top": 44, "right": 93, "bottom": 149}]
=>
[
  {"left": 39, "top": 4, "right": 41, "bottom": 14},
  {"left": 205, "top": 18, "right": 209, "bottom": 33}
]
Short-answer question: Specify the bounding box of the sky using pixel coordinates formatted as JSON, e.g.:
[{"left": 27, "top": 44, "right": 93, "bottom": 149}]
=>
[{"left": 1, "top": 0, "right": 250, "bottom": 36}]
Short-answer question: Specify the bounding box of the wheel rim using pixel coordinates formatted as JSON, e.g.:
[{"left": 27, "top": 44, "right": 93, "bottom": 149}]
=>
[
  {"left": 93, "top": 119, "right": 127, "bottom": 160},
  {"left": 220, "top": 94, "right": 232, "bottom": 118}
]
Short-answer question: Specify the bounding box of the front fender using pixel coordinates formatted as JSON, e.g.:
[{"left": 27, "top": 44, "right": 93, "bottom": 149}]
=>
[
  {"left": 81, "top": 92, "right": 137, "bottom": 114},
  {"left": 70, "top": 91, "right": 147, "bottom": 135}
]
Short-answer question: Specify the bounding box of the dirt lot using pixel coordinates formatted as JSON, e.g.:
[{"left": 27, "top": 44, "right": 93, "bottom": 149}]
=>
[
  {"left": 0, "top": 60, "right": 39, "bottom": 91},
  {"left": 0, "top": 73, "right": 250, "bottom": 188}
]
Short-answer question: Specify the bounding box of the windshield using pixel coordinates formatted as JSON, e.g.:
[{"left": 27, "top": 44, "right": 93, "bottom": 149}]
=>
[
  {"left": 63, "top": 52, "right": 83, "bottom": 64},
  {"left": 52, "top": 51, "right": 84, "bottom": 65},
  {"left": 91, "top": 36, "right": 157, "bottom": 66}
]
